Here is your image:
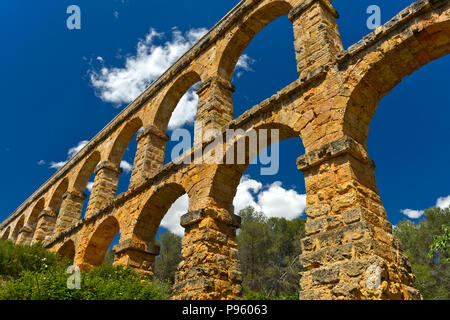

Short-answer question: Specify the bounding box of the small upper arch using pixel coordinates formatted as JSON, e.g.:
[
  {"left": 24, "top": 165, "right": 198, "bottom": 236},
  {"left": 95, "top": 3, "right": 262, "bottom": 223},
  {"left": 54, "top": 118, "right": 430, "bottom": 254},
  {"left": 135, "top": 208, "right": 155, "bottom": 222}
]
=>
[
  {"left": 216, "top": 0, "right": 294, "bottom": 82},
  {"left": 107, "top": 117, "right": 144, "bottom": 167},
  {"left": 152, "top": 70, "right": 202, "bottom": 133}
]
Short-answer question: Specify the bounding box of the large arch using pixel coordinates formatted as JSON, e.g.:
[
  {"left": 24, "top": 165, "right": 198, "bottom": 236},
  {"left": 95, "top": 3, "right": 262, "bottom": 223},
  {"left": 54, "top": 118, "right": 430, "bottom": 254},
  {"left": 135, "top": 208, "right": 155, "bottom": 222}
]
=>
[
  {"left": 11, "top": 215, "right": 25, "bottom": 242},
  {"left": 133, "top": 183, "right": 187, "bottom": 244},
  {"left": 26, "top": 198, "right": 45, "bottom": 234},
  {"left": 108, "top": 117, "right": 143, "bottom": 167},
  {"left": 73, "top": 151, "right": 101, "bottom": 193},
  {"left": 217, "top": 1, "right": 294, "bottom": 82},
  {"left": 57, "top": 240, "right": 76, "bottom": 264},
  {"left": 83, "top": 216, "right": 120, "bottom": 267},
  {"left": 49, "top": 178, "right": 69, "bottom": 217},
  {"left": 204, "top": 121, "right": 302, "bottom": 212},
  {"left": 343, "top": 10, "right": 450, "bottom": 147},
  {"left": 1, "top": 227, "right": 10, "bottom": 241},
  {"left": 153, "top": 71, "right": 202, "bottom": 133}
]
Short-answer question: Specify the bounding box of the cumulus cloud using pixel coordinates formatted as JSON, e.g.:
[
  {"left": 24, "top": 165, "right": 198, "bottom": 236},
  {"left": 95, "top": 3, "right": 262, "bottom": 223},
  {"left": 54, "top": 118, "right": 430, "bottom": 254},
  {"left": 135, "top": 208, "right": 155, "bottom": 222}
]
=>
[
  {"left": 47, "top": 140, "right": 89, "bottom": 170},
  {"left": 120, "top": 160, "right": 133, "bottom": 174},
  {"left": 159, "top": 176, "right": 307, "bottom": 237},
  {"left": 235, "top": 54, "right": 255, "bottom": 78},
  {"left": 89, "top": 27, "right": 206, "bottom": 103},
  {"left": 68, "top": 141, "right": 89, "bottom": 158},
  {"left": 436, "top": 195, "right": 450, "bottom": 209},
  {"left": 86, "top": 182, "right": 94, "bottom": 193},
  {"left": 89, "top": 28, "right": 254, "bottom": 130},
  {"left": 401, "top": 209, "right": 425, "bottom": 220},
  {"left": 160, "top": 194, "right": 189, "bottom": 237},
  {"left": 233, "top": 176, "right": 306, "bottom": 220},
  {"left": 401, "top": 194, "right": 450, "bottom": 220}
]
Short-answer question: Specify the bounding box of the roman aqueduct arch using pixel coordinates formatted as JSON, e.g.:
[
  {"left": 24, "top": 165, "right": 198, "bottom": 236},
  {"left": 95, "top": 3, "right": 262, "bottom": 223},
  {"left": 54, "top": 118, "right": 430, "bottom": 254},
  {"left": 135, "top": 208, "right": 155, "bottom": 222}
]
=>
[{"left": 1, "top": 0, "right": 449, "bottom": 300}]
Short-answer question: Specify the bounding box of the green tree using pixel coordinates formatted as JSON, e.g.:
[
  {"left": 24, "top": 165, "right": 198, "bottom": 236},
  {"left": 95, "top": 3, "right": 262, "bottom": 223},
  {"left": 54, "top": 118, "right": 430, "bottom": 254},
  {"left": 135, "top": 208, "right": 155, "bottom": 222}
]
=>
[
  {"left": 394, "top": 207, "right": 450, "bottom": 299},
  {"left": 429, "top": 225, "right": 450, "bottom": 262},
  {"left": 237, "top": 207, "right": 306, "bottom": 299},
  {"left": 154, "top": 231, "right": 182, "bottom": 284}
]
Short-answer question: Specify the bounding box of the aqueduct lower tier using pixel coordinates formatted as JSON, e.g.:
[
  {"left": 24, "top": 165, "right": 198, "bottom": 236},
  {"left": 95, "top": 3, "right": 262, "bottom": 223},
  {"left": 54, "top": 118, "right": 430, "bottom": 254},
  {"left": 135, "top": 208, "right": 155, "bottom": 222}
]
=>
[{"left": 1, "top": 0, "right": 449, "bottom": 300}]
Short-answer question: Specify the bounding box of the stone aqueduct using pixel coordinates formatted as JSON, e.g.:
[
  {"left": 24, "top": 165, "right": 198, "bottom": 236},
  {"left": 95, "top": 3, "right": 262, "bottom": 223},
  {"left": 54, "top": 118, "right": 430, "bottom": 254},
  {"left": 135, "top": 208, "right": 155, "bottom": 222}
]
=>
[{"left": 1, "top": 0, "right": 449, "bottom": 300}]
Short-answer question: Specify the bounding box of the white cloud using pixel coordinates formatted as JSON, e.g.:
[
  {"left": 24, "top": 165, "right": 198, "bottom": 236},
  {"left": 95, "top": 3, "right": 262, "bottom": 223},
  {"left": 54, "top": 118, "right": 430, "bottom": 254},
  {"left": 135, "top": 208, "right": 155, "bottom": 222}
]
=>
[
  {"left": 235, "top": 54, "right": 255, "bottom": 78},
  {"left": 233, "top": 176, "right": 262, "bottom": 214},
  {"left": 401, "top": 209, "right": 425, "bottom": 220},
  {"left": 257, "top": 181, "right": 307, "bottom": 220},
  {"left": 436, "top": 195, "right": 450, "bottom": 209},
  {"left": 160, "top": 194, "right": 189, "bottom": 237},
  {"left": 401, "top": 194, "right": 450, "bottom": 220},
  {"left": 89, "top": 28, "right": 254, "bottom": 130},
  {"left": 86, "top": 182, "right": 94, "bottom": 193},
  {"left": 67, "top": 141, "right": 89, "bottom": 158},
  {"left": 168, "top": 88, "right": 198, "bottom": 130},
  {"left": 47, "top": 140, "right": 89, "bottom": 170},
  {"left": 159, "top": 176, "right": 306, "bottom": 238},
  {"left": 114, "top": 11, "right": 119, "bottom": 19},
  {"left": 89, "top": 27, "right": 207, "bottom": 108},
  {"left": 120, "top": 160, "right": 133, "bottom": 174},
  {"left": 233, "top": 176, "right": 306, "bottom": 220},
  {"left": 37, "top": 160, "right": 46, "bottom": 166},
  {"left": 49, "top": 161, "right": 67, "bottom": 170}
]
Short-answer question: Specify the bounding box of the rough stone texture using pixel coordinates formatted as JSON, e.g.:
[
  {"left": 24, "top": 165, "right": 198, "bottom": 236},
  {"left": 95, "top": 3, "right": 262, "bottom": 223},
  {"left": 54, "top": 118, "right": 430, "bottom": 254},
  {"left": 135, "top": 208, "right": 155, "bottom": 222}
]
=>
[{"left": 1, "top": 0, "right": 449, "bottom": 300}]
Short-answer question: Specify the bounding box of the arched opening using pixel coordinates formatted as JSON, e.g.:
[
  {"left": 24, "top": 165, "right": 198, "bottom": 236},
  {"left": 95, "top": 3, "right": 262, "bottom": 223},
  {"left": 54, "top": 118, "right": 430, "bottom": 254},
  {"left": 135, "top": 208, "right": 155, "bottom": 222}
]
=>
[
  {"left": 108, "top": 118, "right": 144, "bottom": 195},
  {"left": 11, "top": 215, "right": 25, "bottom": 242},
  {"left": 218, "top": 1, "right": 298, "bottom": 119},
  {"left": 154, "top": 71, "right": 202, "bottom": 164},
  {"left": 57, "top": 240, "right": 76, "bottom": 264},
  {"left": 340, "top": 14, "right": 450, "bottom": 300},
  {"left": 83, "top": 216, "right": 120, "bottom": 267},
  {"left": 218, "top": 1, "right": 294, "bottom": 82},
  {"left": 49, "top": 178, "right": 69, "bottom": 221},
  {"left": 26, "top": 198, "right": 45, "bottom": 238},
  {"left": 1, "top": 227, "right": 10, "bottom": 241},
  {"left": 134, "top": 183, "right": 187, "bottom": 284},
  {"left": 211, "top": 122, "right": 307, "bottom": 298},
  {"left": 367, "top": 54, "right": 450, "bottom": 224},
  {"left": 73, "top": 152, "right": 101, "bottom": 220}
]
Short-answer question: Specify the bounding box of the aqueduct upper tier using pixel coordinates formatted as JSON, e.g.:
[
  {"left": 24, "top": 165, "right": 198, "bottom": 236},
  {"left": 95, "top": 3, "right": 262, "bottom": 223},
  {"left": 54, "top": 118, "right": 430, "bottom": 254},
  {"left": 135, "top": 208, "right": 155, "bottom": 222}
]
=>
[{"left": 1, "top": 0, "right": 449, "bottom": 300}]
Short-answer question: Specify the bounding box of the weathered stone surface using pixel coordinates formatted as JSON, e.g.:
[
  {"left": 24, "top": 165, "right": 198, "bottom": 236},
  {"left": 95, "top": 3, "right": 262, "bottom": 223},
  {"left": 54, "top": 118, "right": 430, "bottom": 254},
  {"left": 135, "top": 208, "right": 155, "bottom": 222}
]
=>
[{"left": 2, "top": 0, "right": 448, "bottom": 300}]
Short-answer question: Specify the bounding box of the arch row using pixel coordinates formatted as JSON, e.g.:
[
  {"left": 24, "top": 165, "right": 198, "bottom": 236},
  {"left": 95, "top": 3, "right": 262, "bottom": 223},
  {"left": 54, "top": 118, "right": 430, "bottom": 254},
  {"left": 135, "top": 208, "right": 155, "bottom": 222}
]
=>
[
  {"left": 1, "top": 0, "right": 448, "bottom": 301},
  {"left": 1, "top": 0, "right": 325, "bottom": 243}
]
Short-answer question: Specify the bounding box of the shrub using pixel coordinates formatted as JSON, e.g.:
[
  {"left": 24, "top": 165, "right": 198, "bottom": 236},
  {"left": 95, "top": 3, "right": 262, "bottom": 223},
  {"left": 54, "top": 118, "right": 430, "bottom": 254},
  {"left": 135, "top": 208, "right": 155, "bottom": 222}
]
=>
[{"left": 0, "top": 240, "right": 172, "bottom": 300}]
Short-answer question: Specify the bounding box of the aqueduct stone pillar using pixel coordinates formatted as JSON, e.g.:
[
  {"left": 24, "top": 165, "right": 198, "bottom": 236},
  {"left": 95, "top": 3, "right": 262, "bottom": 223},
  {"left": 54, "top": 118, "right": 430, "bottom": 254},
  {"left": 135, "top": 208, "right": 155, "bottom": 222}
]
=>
[
  {"left": 297, "top": 137, "right": 421, "bottom": 299},
  {"left": 54, "top": 191, "right": 86, "bottom": 233},
  {"left": 289, "top": 0, "right": 343, "bottom": 77},
  {"left": 113, "top": 239, "right": 160, "bottom": 277},
  {"left": 173, "top": 206, "right": 242, "bottom": 300},
  {"left": 129, "top": 125, "right": 169, "bottom": 188},
  {"left": 33, "top": 207, "right": 56, "bottom": 243},
  {"left": 194, "top": 76, "right": 235, "bottom": 145},
  {"left": 86, "top": 161, "right": 122, "bottom": 217},
  {"left": 16, "top": 224, "right": 34, "bottom": 244}
]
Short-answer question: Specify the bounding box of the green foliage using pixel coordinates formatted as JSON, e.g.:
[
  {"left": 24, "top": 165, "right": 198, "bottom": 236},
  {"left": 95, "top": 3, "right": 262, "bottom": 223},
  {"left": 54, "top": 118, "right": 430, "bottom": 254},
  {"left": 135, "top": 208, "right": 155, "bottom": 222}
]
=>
[
  {"left": 429, "top": 225, "right": 450, "bottom": 262},
  {"left": 242, "top": 286, "right": 299, "bottom": 300},
  {"left": 0, "top": 240, "right": 61, "bottom": 280},
  {"left": 103, "top": 249, "right": 115, "bottom": 266},
  {"left": 0, "top": 240, "right": 172, "bottom": 300},
  {"left": 394, "top": 207, "right": 450, "bottom": 300},
  {"left": 237, "top": 207, "right": 306, "bottom": 299},
  {"left": 154, "top": 231, "right": 182, "bottom": 284}
]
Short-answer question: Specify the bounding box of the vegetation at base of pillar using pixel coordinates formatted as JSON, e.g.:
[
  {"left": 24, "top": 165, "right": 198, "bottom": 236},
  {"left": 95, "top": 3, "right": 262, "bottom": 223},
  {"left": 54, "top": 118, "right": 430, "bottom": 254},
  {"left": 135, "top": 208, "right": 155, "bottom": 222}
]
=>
[
  {"left": 154, "top": 231, "right": 182, "bottom": 284},
  {"left": 394, "top": 207, "right": 450, "bottom": 300},
  {"left": 237, "top": 206, "right": 306, "bottom": 300},
  {"left": 0, "top": 241, "right": 171, "bottom": 300}
]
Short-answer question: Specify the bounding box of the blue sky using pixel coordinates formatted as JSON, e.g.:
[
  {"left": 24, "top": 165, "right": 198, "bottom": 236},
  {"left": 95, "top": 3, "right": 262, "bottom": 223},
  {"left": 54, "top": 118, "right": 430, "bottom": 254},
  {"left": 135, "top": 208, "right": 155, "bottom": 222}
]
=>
[{"left": 1, "top": 0, "right": 449, "bottom": 240}]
